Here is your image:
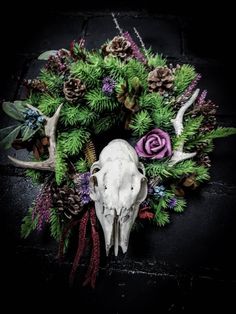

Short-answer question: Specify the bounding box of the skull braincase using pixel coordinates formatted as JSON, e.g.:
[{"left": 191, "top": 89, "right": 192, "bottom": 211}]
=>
[{"left": 89, "top": 139, "right": 147, "bottom": 256}]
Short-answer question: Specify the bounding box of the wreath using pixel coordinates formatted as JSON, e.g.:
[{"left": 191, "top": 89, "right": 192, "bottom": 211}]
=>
[{"left": 1, "top": 18, "right": 236, "bottom": 287}]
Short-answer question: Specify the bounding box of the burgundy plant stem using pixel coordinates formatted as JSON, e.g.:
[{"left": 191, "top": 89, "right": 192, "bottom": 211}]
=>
[
  {"left": 58, "top": 219, "right": 80, "bottom": 262},
  {"left": 69, "top": 210, "right": 89, "bottom": 286},
  {"left": 83, "top": 208, "right": 100, "bottom": 288}
]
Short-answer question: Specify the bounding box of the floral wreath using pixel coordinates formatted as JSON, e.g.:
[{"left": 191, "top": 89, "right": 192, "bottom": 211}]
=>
[{"left": 1, "top": 15, "right": 236, "bottom": 288}]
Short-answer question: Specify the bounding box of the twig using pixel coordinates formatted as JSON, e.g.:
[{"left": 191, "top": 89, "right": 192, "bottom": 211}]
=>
[{"left": 111, "top": 12, "right": 123, "bottom": 35}]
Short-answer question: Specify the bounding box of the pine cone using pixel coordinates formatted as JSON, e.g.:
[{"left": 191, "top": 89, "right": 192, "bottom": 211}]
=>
[
  {"left": 192, "top": 100, "right": 218, "bottom": 117},
  {"left": 23, "top": 79, "right": 48, "bottom": 92},
  {"left": 148, "top": 66, "right": 174, "bottom": 94},
  {"left": 191, "top": 100, "right": 218, "bottom": 133},
  {"left": 52, "top": 184, "right": 82, "bottom": 220},
  {"left": 63, "top": 78, "right": 86, "bottom": 103},
  {"left": 102, "top": 36, "right": 132, "bottom": 61},
  {"left": 197, "top": 153, "right": 211, "bottom": 167}
]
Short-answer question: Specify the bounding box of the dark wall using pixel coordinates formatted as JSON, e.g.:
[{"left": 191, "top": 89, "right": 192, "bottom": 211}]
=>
[{"left": 0, "top": 4, "right": 235, "bottom": 313}]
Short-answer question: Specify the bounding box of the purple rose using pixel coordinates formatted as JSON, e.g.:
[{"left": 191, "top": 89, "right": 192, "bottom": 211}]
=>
[{"left": 135, "top": 128, "right": 172, "bottom": 159}]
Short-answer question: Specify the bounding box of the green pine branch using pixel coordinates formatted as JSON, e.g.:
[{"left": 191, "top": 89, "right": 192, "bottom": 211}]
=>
[
  {"left": 49, "top": 208, "right": 69, "bottom": 252},
  {"left": 58, "top": 129, "right": 90, "bottom": 156},
  {"left": 93, "top": 113, "right": 122, "bottom": 134},
  {"left": 75, "top": 158, "right": 89, "bottom": 172},
  {"left": 146, "top": 159, "right": 210, "bottom": 183},
  {"left": 152, "top": 200, "right": 170, "bottom": 226},
  {"left": 25, "top": 169, "right": 44, "bottom": 184},
  {"left": 186, "top": 127, "right": 236, "bottom": 149},
  {"left": 147, "top": 53, "right": 167, "bottom": 68},
  {"left": 124, "top": 59, "right": 148, "bottom": 89},
  {"left": 174, "top": 64, "right": 197, "bottom": 95},
  {"left": 61, "top": 105, "right": 98, "bottom": 127},
  {"left": 55, "top": 142, "right": 68, "bottom": 185},
  {"left": 39, "top": 69, "right": 63, "bottom": 93},
  {"left": 103, "top": 56, "right": 126, "bottom": 78},
  {"left": 152, "top": 105, "right": 174, "bottom": 130},
  {"left": 50, "top": 207, "right": 61, "bottom": 241},
  {"left": 130, "top": 110, "right": 153, "bottom": 137},
  {"left": 139, "top": 93, "right": 164, "bottom": 111},
  {"left": 70, "top": 61, "right": 102, "bottom": 88},
  {"left": 173, "top": 116, "right": 204, "bottom": 149},
  {"left": 86, "top": 88, "right": 120, "bottom": 113},
  {"left": 38, "top": 94, "right": 63, "bottom": 116},
  {"left": 21, "top": 207, "right": 38, "bottom": 239},
  {"left": 145, "top": 161, "right": 172, "bottom": 179},
  {"left": 173, "top": 198, "right": 187, "bottom": 213}
]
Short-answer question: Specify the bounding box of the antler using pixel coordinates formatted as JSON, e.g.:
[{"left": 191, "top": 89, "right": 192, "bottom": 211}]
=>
[
  {"left": 169, "top": 89, "right": 200, "bottom": 166},
  {"left": 8, "top": 104, "right": 63, "bottom": 171}
]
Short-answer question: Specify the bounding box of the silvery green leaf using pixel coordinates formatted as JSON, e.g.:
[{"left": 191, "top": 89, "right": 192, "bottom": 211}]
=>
[
  {"left": 0, "top": 124, "right": 20, "bottom": 141},
  {"left": 38, "top": 50, "right": 58, "bottom": 60},
  {"left": 21, "top": 125, "right": 41, "bottom": 142},
  {"left": 0, "top": 125, "right": 21, "bottom": 149},
  {"left": 2, "top": 101, "right": 25, "bottom": 121}
]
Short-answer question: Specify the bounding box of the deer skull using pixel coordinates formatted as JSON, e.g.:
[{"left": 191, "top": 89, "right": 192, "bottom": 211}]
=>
[{"left": 89, "top": 139, "right": 147, "bottom": 256}]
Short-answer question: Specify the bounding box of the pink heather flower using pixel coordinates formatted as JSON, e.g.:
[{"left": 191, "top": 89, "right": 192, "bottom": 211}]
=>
[{"left": 123, "top": 32, "right": 146, "bottom": 63}]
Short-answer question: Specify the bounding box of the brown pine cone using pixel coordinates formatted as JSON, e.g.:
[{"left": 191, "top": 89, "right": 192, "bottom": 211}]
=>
[
  {"left": 52, "top": 184, "right": 82, "bottom": 220},
  {"left": 197, "top": 153, "right": 211, "bottom": 167},
  {"left": 24, "top": 79, "right": 48, "bottom": 92},
  {"left": 148, "top": 66, "right": 174, "bottom": 94},
  {"left": 63, "top": 78, "right": 86, "bottom": 103},
  {"left": 102, "top": 36, "right": 132, "bottom": 61}
]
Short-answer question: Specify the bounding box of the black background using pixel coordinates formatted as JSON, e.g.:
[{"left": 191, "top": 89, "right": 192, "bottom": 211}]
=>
[{"left": 0, "top": 2, "right": 235, "bottom": 313}]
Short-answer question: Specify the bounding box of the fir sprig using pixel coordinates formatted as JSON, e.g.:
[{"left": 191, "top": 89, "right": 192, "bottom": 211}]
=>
[
  {"left": 86, "top": 89, "right": 120, "bottom": 112},
  {"left": 174, "top": 65, "right": 197, "bottom": 95},
  {"left": 59, "top": 129, "right": 90, "bottom": 156},
  {"left": 21, "top": 206, "right": 38, "bottom": 239},
  {"left": 130, "top": 110, "right": 153, "bottom": 137}
]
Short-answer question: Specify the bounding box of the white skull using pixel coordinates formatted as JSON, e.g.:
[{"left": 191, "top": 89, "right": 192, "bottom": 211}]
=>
[{"left": 89, "top": 139, "right": 147, "bottom": 256}]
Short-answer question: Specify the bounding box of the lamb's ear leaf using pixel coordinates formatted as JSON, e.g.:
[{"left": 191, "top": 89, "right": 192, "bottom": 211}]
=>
[
  {"left": 21, "top": 125, "right": 40, "bottom": 142},
  {"left": 38, "top": 50, "right": 58, "bottom": 60},
  {"left": 0, "top": 125, "right": 20, "bottom": 141},
  {"left": 2, "top": 101, "right": 25, "bottom": 121},
  {"left": 0, "top": 125, "right": 22, "bottom": 149}
]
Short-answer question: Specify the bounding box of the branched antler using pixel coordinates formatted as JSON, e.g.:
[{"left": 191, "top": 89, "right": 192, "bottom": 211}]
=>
[
  {"left": 8, "top": 104, "right": 63, "bottom": 171},
  {"left": 169, "top": 89, "right": 200, "bottom": 166}
]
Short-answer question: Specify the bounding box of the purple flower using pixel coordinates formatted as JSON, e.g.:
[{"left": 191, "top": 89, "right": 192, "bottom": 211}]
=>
[
  {"left": 135, "top": 128, "right": 172, "bottom": 159},
  {"left": 168, "top": 197, "right": 177, "bottom": 209},
  {"left": 32, "top": 182, "right": 52, "bottom": 231},
  {"left": 198, "top": 90, "right": 208, "bottom": 105},
  {"left": 102, "top": 77, "right": 116, "bottom": 95},
  {"left": 77, "top": 172, "right": 91, "bottom": 205}
]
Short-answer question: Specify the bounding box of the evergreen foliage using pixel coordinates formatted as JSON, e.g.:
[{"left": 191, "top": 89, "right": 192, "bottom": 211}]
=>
[
  {"left": 38, "top": 94, "right": 63, "bottom": 116},
  {"left": 147, "top": 53, "right": 167, "bottom": 68},
  {"left": 130, "top": 110, "right": 152, "bottom": 136},
  {"left": 39, "top": 69, "right": 63, "bottom": 93},
  {"left": 21, "top": 207, "right": 38, "bottom": 239},
  {"left": 174, "top": 65, "right": 197, "bottom": 95},
  {"left": 75, "top": 158, "right": 89, "bottom": 172},
  {"left": 58, "top": 129, "right": 90, "bottom": 156},
  {"left": 86, "top": 89, "right": 119, "bottom": 112}
]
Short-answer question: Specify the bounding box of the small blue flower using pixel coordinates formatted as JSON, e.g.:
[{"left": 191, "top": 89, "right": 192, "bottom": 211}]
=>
[
  {"left": 153, "top": 185, "right": 165, "bottom": 197},
  {"left": 37, "top": 116, "right": 45, "bottom": 124}
]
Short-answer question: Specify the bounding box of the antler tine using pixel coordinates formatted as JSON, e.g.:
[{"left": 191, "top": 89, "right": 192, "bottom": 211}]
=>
[
  {"left": 169, "top": 89, "right": 200, "bottom": 166},
  {"left": 8, "top": 104, "right": 63, "bottom": 171}
]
